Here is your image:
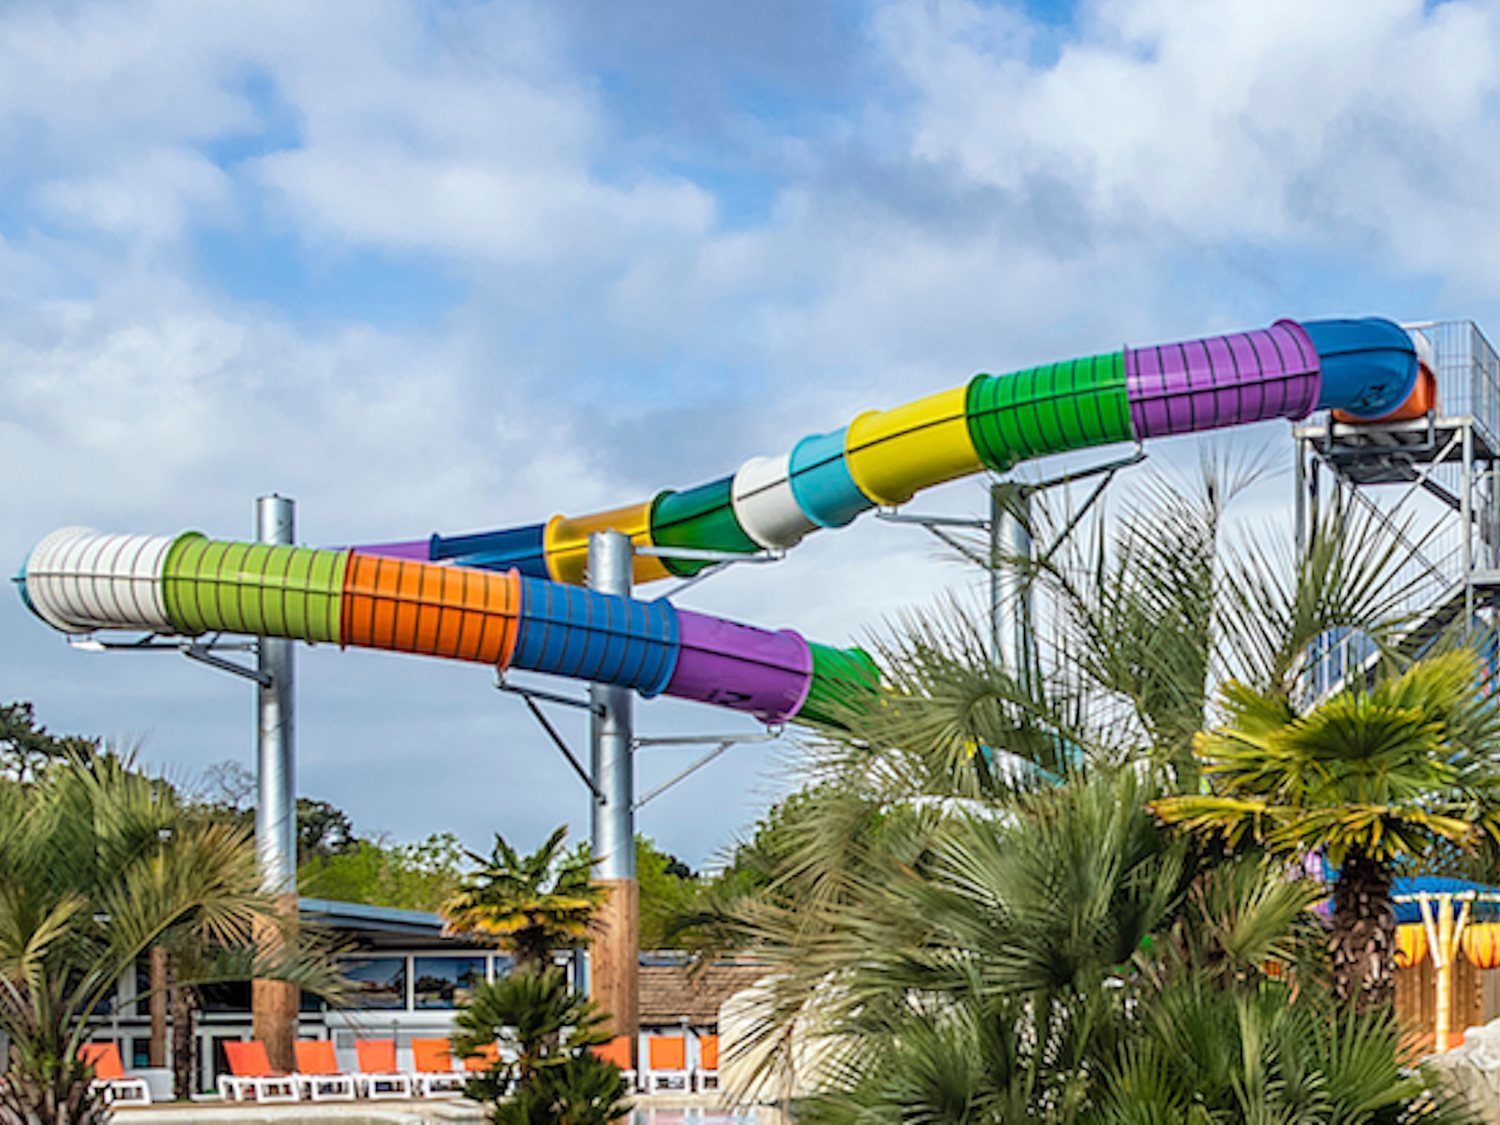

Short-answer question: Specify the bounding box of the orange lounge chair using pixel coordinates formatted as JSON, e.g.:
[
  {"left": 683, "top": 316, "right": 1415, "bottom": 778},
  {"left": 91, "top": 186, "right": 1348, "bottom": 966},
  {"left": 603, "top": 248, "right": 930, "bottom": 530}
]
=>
[
  {"left": 696, "top": 1033, "right": 719, "bottom": 1092},
  {"left": 79, "top": 1042, "right": 151, "bottom": 1106},
  {"left": 293, "top": 1039, "right": 356, "bottom": 1101},
  {"left": 411, "top": 1037, "right": 465, "bottom": 1096},
  {"left": 219, "top": 1040, "right": 298, "bottom": 1102},
  {"left": 645, "top": 1035, "right": 689, "bottom": 1093},
  {"left": 353, "top": 1038, "right": 413, "bottom": 1098},
  {"left": 462, "top": 1042, "right": 501, "bottom": 1072},
  {"left": 592, "top": 1035, "right": 637, "bottom": 1090}
]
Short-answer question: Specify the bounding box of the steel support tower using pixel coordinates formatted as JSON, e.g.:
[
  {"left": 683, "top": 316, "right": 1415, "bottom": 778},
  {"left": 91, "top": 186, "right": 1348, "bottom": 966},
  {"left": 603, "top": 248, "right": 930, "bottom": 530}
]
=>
[{"left": 1293, "top": 321, "right": 1500, "bottom": 698}]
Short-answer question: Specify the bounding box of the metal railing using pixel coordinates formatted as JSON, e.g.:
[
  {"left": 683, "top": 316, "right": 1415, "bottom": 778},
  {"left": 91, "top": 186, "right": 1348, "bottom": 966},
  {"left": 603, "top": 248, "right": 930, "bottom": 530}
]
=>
[{"left": 1407, "top": 320, "right": 1500, "bottom": 447}]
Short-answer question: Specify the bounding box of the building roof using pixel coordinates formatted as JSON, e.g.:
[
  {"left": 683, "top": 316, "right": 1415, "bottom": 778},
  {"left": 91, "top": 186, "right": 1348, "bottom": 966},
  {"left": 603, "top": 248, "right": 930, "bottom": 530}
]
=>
[
  {"left": 297, "top": 897, "right": 494, "bottom": 951},
  {"left": 639, "top": 959, "right": 769, "bottom": 1027}
]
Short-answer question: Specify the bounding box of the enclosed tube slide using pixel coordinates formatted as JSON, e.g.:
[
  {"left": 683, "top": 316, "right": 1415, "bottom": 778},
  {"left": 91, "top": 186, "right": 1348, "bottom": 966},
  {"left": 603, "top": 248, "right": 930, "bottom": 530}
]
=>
[
  {"left": 354, "top": 317, "right": 1423, "bottom": 583},
  {"left": 18, "top": 316, "right": 1424, "bottom": 726},
  {"left": 18, "top": 529, "right": 877, "bottom": 727}
]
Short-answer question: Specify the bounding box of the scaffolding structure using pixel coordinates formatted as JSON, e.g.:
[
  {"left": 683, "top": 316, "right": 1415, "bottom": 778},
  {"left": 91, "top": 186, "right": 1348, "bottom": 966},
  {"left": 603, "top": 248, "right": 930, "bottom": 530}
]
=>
[{"left": 1294, "top": 321, "right": 1500, "bottom": 699}]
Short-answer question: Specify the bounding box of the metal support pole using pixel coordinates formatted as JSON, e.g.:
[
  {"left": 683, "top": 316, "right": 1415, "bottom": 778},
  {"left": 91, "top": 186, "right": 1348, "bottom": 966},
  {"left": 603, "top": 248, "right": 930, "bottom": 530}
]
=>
[
  {"left": 255, "top": 496, "right": 297, "bottom": 893},
  {"left": 1293, "top": 437, "right": 1308, "bottom": 555},
  {"left": 587, "top": 531, "right": 638, "bottom": 1060},
  {"left": 991, "top": 483, "right": 1034, "bottom": 678},
  {"left": 253, "top": 495, "right": 297, "bottom": 1073},
  {"left": 1463, "top": 425, "right": 1475, "bottom": 634},
  {"left": 1490, "top": 463, "right": 1500, "bottom": 569},
  {"left": 590, "top": 530, "right": 635, "bottom": 880}
]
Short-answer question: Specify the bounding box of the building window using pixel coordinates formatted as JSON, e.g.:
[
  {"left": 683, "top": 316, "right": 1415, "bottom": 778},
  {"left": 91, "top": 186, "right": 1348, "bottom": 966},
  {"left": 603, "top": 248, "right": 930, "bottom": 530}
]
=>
[
  {"left": 413, "top": 956, "right": 485, "bottom": 1010},
  {"left": 200, "top": 981, "right": 252, "bottom": 1013},
  {"left": 344, "top": 957, "right": 407, "bottom": 1010},
  {"left": 133, "top": 961, "right": 151, "bottom": 1018}
]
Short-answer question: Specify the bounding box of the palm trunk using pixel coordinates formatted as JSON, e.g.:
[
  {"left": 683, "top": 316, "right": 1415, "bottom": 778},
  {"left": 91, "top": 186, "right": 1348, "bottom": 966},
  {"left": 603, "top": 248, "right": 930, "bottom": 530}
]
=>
[
  {"left": 148, "top": 945, "right": 168, "bottom": 1067},
  {"left": 1330, "top": 848, "right": 1395, "bottom": 1010},
  {"left": 168, "top": 965, "right": 198, "bottom": 1100},
  {"left": 0, "top": 1052, "right": 107, "bottom": 1125}
]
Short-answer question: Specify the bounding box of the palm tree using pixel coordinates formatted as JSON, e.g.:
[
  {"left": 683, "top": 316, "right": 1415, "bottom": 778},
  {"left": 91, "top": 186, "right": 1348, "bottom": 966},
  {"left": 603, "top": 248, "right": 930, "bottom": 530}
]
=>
[
  {"left": 1155, "top": 650, "right": 1500, "bottom": 1010},
  {"left": 442, "top": 827, "right": 606, "bottom": 973},
  {"left": 452, "top": 967, "right": 631, "bottom": 1124},
  {"left": 811, "top": 457, "right": 1425, "bottom": 808},
  {"left": 725, "top": 766, "right": 1472, "bottom": 1121},
  {"left": 704, "top": 455, "right": 1475, "bottom": 1115},
  {"left": 0, "top": 752, "right": 345, "bottom": 1123}
]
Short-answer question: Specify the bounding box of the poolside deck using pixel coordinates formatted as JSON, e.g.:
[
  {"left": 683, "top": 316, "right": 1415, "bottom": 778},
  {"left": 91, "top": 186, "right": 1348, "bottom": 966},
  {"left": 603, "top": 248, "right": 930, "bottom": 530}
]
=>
[
  {"left": 112, "top": 1092, "right": 761, "bottom": 1123},
  {"left": 114, "top": 1095, "right": 483, "bottom": 1123}
]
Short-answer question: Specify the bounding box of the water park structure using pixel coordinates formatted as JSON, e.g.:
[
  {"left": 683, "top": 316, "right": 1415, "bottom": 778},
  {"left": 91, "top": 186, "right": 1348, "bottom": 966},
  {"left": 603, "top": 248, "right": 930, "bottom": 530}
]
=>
[{"left": 18, "top": 313, "right": 1496, "bottom": 1065}]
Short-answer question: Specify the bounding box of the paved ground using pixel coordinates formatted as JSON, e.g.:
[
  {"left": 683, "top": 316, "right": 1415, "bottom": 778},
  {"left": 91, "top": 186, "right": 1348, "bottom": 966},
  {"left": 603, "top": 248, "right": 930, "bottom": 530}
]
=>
[
  {"left": 116, "top": 1095, "right": 484, "bottom": 1122},
  {"left": 113, "top": 1093, "right": 767, "bottom": 1122}
]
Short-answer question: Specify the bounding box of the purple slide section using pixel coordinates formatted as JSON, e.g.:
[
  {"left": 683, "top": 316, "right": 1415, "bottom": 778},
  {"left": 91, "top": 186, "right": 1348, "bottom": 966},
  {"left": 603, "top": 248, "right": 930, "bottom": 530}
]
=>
[
  {"left": 665, "top": 611, "right": 813, "bottom": 724},
  {"left": 1126, "top": 319, "right": 1320, "bottom": 439},
  {"left": 350, "top": 539, "right": 431, "bottom": 561}
]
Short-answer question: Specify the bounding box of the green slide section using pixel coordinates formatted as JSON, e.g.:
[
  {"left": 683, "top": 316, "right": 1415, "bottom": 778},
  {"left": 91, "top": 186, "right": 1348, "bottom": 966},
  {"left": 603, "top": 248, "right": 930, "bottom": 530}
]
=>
[
  {"left": 650, "top": 476, "right": 760, "bottom": 577},
  {"left": 797, "top": 642, "right": 881, "bottom": 727},
  {"left": 163, "top": 535, "right": 348, "bottom": 644},
  {"left": 965, "top": 352, "right": 1133, "bottom": 471}
]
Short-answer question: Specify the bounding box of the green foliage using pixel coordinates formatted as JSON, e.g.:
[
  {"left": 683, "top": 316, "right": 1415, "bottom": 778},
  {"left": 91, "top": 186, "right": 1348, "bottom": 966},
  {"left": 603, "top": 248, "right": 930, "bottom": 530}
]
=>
[
  {"left": 1157, "top": 650, "right": 1500, "bottom": 1008},
  {"left": 494, "top": 1052, "right": 631, "bottom": 1125},
  {"left": 0, "top": 702, "right": 96, "bottom": 783},
  {"left": 716, "top": 461, "right": 1478, "bottom": 1120},
  {"left": 1157, "top": 651, "right": 1500, "bottom": 866},
  {"left": 442, "top": 827, "right": 605, "bottom": 971},
  {"left": 452, "top": 967, "right": 630, "bottom": 1125},
  {"left": 194, "top": 760, "right": 360, "bottom": 866},
  {"left": 1081, "top": 983, "right": 1467, "bottom": 1125},
  {"left": 0, "top": 749, "right": 346, "bottom": 1124},
  {"left": 739, "top": 769, "right": 1471, "bottom": 1122},
  {"left": 961, "top": 455, "right": 1427, "bottom": 783},
  {"left": 299, "top": 833, "right": 465, "bottom": 912}
]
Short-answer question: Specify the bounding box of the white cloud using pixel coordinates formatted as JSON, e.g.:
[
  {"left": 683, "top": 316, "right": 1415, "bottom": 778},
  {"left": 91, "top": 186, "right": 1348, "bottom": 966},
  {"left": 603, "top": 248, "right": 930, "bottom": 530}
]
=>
[
  {"left": 255, "top": 145, "right": 714, "bottom": 264},
  {"left": 874, "top": 0, "right": 1500, "bottom": 287},
  {"left": 37, "top": 148, "right": 233, "bottom": 246}
]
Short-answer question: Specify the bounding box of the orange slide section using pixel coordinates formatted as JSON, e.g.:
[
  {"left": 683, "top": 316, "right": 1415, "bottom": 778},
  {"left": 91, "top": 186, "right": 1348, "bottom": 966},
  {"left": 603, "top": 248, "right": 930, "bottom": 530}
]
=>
[{"left": 341, "top": 553, "right": 520, "bottom": 665}]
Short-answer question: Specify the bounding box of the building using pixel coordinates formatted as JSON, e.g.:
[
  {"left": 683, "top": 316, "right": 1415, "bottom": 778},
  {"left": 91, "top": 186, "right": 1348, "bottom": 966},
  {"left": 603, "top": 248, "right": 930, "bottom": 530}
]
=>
[
  {"left": 638, "top": 952, "right": 768, "bottom": 1079},
  {"left": 97, "top": 900, "right": 760, "bottom": 1095},
  {"left": 99, "top": 898, "right": 574, "bottom": 1094}
]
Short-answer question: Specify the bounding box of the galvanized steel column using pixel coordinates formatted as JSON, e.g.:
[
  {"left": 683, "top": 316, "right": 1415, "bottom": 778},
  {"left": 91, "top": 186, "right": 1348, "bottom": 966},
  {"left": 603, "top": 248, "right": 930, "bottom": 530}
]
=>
[
  {"left": 587, "top": 530, "right": 638, "bottom": 1062},
  {"left": 991, "top": 483, "right": 1034, "bottom": 679},
  {"left": 253, "top": 495, "right": 298, "bottom": 1074},
  {"left": 589, "top": 530, "right": 636, "bottom": 878},
  {"left": 255, "top": 495, "right": 297, "bottom": 893}
]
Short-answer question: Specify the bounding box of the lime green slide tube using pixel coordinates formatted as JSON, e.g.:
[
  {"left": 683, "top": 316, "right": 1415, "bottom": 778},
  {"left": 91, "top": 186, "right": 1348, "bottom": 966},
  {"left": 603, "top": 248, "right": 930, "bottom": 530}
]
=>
[{"left": 162, "top": 534, "right": 348, "bottom": 644}]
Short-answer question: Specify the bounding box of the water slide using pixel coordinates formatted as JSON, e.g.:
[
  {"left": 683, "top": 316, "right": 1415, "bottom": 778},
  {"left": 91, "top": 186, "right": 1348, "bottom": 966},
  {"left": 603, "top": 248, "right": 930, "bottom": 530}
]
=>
[{"left": 16, "top": 318, "right": 1427, "bottom": 727}]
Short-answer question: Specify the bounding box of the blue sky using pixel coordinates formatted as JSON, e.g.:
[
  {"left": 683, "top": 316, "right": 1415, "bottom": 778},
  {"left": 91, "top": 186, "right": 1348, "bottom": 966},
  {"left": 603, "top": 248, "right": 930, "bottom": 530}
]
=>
[{"left": 4, "top": 0, "right": 1500, "bottom": 866}]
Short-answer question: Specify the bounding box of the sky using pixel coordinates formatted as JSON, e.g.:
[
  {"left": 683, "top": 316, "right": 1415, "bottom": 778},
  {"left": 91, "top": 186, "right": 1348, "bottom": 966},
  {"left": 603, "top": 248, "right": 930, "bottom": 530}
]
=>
[{"left": 4, "top": 0, "right": 1500, "bottom": 867}]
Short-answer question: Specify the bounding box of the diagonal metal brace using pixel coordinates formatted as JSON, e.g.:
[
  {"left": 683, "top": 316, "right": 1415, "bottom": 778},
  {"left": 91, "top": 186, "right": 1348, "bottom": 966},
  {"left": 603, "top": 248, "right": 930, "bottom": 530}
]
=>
[
  {"left": 496, "top": 674, "right": 603, "bottom": 715},
  {"left": 1025, "top": 442, "right": 1146, "bottom": 493},
  {"left": 521, "top": 695, "right": 603, "bottom": 802},
  {"left": 181, "top": 642, "right": 271, "bottom": 686},
  {"left": 631, "top": 731, "right": 781, "bottom": 811}
]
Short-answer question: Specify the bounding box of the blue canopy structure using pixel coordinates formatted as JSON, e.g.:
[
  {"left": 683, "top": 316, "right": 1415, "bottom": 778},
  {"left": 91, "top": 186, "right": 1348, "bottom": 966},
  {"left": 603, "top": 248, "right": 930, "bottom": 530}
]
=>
[{"left": 1391, "top": 876, "right": 1500, "bottom": 925}]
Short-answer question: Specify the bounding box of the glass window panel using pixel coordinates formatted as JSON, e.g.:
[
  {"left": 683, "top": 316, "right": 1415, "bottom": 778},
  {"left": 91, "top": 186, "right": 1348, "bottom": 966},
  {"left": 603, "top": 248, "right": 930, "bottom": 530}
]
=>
[
  {"left": 200, "top": 981, "right": 251, "bottom": 1013},
  {"left": 344, "top": 956, "right": 407, "bottom": 1010},
  {"left": 133, "top": 960, "right": 151, "bottom": 1017},
  {"left": 413, "top": 956, "right": 485, "bottom": 1010}
]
